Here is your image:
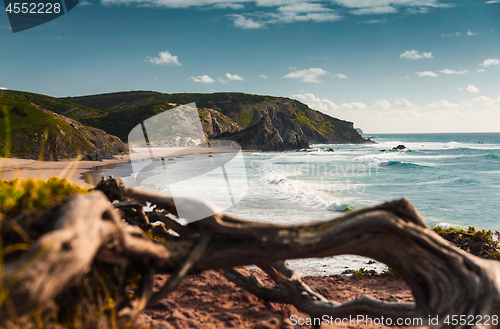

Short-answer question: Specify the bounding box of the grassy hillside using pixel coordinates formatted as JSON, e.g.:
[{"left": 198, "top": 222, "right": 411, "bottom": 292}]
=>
[
  {"left": 0, "top": 94, "right": 126, "bottom": 160},
  {"left": 0, "top": 96, "right": 89, "bottom": 158},
  {"left": 79, "top": 102, "right": 176, "bottom": 143},
  {"left": 0, "top": 89, "right": 104, "bottom": 119},
  {"left": 66, "top": 91, "right": 268, "bottom": 112}
]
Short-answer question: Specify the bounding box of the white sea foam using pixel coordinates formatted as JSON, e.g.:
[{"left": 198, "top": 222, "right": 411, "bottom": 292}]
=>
[
  {"left": 261, "top": 172, "right": 346, "bottom": 211},
  {"left": 415, "top": 178, "right": 460, "bottom": 185},
  {"left": 365, "top": 141, "right": 500, "bottom": 151}
]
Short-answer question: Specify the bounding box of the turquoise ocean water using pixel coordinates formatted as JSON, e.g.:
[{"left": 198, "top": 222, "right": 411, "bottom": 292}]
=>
[{"left": 103, "top": 133, "right": 500, "bottom": 275}]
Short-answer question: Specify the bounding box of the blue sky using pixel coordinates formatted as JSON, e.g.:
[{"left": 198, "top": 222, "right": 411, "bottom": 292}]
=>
[{"left": 1, "top": 0, "right": 499, "bottom": 133}]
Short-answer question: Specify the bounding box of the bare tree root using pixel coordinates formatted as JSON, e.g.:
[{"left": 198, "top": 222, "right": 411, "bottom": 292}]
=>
[{"left": 1, "top": 176, "right": 499, "bottom": 328}]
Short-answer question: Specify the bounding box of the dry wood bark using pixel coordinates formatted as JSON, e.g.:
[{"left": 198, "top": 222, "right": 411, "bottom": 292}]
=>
[{"left": 1, "top": 176, "right": 499, "bottom": 328}]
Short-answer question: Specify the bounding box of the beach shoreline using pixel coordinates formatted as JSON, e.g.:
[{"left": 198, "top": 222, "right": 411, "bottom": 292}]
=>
[
  {"left": 0, "top": 147, "right": 263, "bottom": 188},
  {"left": 0, "top": 155, "right": 131, "bottom": 188}
]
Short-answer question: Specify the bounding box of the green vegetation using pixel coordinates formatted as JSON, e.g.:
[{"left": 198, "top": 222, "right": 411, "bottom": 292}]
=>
[
  {"left": 350, "top": 268, "right": 377, "bottom": 280},
  {"left": 0, "top": 96, "right": 95, "bottom": 159},
  {"left": 340, "top": 204, "right": 353, "bottom": 212},
  {"left": 79, "top": 102, "right": 175, "bottom": 143},
  {"left": 293, "top": 107, "right": 338, "bottom": 136},
  {"left": 0, "top": 89, "right": 104, "bottom": 119},
  {"left": 433, "top": 226, "right": 500, "bottom": 260},
  {"left": 0, "top": 177, "right": 86, "bottom": 218},
  {"left": 0, "top": 178, "right": 151, "bottom": 329}
]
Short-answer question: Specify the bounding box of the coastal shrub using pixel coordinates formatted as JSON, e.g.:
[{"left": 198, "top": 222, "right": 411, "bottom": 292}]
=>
[
  {"left": 0, "top": 178, "right": 152, "bottom": 329},
  {"left": 350, "top": 268, "right": 377, "bottom": 280},
  {"left": 0, "top": 177, "right": 86, "bottom": 218},
  {"left": 433, "top": 226, "right": 500, "bottom": 260}
]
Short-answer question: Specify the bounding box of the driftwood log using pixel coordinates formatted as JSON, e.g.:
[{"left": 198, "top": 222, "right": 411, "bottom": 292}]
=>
[{"left": 1, "top": 176, "right": 500, "bottom": 328}]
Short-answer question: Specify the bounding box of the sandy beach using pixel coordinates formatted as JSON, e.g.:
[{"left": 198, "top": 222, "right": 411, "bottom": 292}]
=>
[
  {"left": 0, "top": 155, "right": 130, "bottom": 188},
  {"left": 0, "top": 145, "right": 251, "bottom": 188}
]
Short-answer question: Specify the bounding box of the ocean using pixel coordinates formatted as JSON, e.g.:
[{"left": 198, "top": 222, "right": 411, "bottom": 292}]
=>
[{"left": 96, "top": 132, "right": 500, "bottom": 276}]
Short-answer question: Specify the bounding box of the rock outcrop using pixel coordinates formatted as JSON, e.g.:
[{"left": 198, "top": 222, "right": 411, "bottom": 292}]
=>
[
  {"left": 199, "top": 108, "right": 243, "bottom": 138},
  {"left": 220, "top": 116, "right": 308, "bottom": 151},
  {"left": 196, "top": 96, "right": 372, "bottom": 149}
]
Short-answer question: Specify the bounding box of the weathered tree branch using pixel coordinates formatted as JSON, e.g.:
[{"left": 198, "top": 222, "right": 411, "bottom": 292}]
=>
[{"left": 2, "top": 176, "right": 499, "bottom": 328}]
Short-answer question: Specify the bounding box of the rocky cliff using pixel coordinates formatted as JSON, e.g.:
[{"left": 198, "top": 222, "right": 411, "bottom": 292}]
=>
[
  {"left": 0, "top": 95, "right": 127, "bottom": 161},
  {"left": 199, "top": 108, "right": 243, "bottom": 138},
  {"left": 197, "top": 95, "right": 370, "bottom": 150}
]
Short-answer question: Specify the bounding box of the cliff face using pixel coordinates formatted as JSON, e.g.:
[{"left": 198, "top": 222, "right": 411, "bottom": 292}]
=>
[
  {"left": 0, "top": 96, "right": 127, "bottom": 161},
  {"left": 198, "top": 96, "right": 370, "bottom": 150},
  {"left": 219, "top": 116, "right": 308, "bottom": 151},
  {"left": 46, "top": 110, "right": 128, "bottom": 161},
  {"left": 199, "top": 108, "right": 243, "bottom": 138}
]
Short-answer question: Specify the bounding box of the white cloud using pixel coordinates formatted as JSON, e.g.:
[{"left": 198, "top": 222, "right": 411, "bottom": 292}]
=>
[
  {"left": 339, "top": 102, "right": 368, "bottom": 110},
  {"left": 212, "top": 2, "right": 244, "bottom": 9},
  {"left": 479, "top": 58, "right": 500, "bottom": 67},
  {"left": 463, "top": 95, "right": 499, "bottom": 109},
  {"left": 466, "top": 84, "right": 480, "bottom": 93},
  {"left": 439, "top": 69, "right": 455, "bottom": 74},
  {"left": 427, "top": 100, "right": 459, "bottom": 109},
  {"left": 330, "top": 0, "right": 453, "bottom": 11},
  {"left": 486, "top": 0, "right": 500, "bottom": 3},
  {"left": 98, "top": 0, "right": 453, "bottom": 30},
  {"left": 335, "top": 73, "right": 347, "bottom": 79},
  {"left": 260, "top": 74, "right": 268, "bottom": 79},
  {"left": 372, "top": 99, "right": 392, "bottom": 110},
  {"left": 442, "top": 32, "right": 462, "bottom": 37},
  {"left": 232, "top": 14, "right": 263, "bottom": 29},
  {"left": 439, "top": 69, "right": 468, "bottom": 75},
  {"left": 277, "top": 2, "right": 330, "bottom": 14},
  {"left": 79, "top": 0, "right": 93, "bottom": 5},
  {"left": 466, "top": 29, "right": 476, "bottom": 36},
  {"left": 145, "top": 50, "right": 181, "bottom": 66},
  {"left": 282, "top": 67, "right": 328, "bottom": 83},
  {"left": 228, "top": 2, "right": 342, "bottom": 29},
  {"left": 394, "top": 98, "right": 416, "bottom": 109},
  {"left": 292, "top": 93, "right": 500, "bottom": 133},
  {"left": 225, "top": 73, "right": 245, "bottom": 81},
  {"left": 415, "top": 71, "right": 438, "bottom": 77},
  {"left": 292, "top": 93, "right": 338, "bottom": 112},
  {"left": 477, "top": 68, "right": 486, "bottom": 73},
  {"left": 190, "top": 75, "right": 215, "bottom": 83},
  {"left": 351, "top": 6, "right": 397, "bottom": 15},
  {"left": 359, "top": 18, "right": 388, "bottom": 24},
  {"left": 400, "top": 50, "right": 434, "bottom": 60},
  {"left": 0, "top": 87, "right": 7, "bottom": 90}
]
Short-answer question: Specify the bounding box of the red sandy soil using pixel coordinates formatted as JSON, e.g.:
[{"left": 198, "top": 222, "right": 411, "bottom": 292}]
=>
[{"left": 136, "top": 268, "right": 413, "bottom": 329}]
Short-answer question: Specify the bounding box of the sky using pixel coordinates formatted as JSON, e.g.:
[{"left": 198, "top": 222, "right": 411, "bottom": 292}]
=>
[{"left": 1, "top": 0, "right": 499, "bottom": 133}]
